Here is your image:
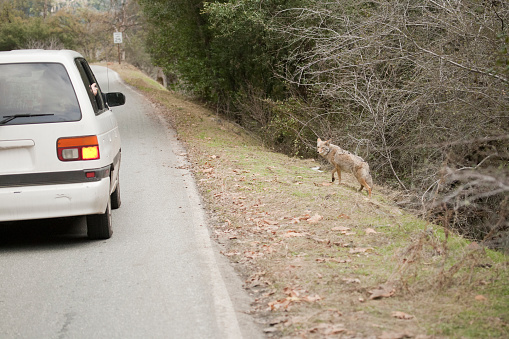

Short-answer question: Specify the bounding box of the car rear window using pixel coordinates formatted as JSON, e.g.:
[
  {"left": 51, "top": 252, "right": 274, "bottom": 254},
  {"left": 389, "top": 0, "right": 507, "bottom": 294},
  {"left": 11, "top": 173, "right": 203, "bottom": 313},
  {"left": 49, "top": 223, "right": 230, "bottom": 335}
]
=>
[{"left": 0, "top": 63, "right": 81, "bottom": 125}]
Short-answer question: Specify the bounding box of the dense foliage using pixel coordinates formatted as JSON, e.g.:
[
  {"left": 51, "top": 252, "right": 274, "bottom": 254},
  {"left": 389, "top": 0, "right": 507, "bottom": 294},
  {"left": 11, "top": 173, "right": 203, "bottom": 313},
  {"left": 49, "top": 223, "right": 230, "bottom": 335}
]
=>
[{"left": 139, "top": 0, "right": 508, "bottom": 247}]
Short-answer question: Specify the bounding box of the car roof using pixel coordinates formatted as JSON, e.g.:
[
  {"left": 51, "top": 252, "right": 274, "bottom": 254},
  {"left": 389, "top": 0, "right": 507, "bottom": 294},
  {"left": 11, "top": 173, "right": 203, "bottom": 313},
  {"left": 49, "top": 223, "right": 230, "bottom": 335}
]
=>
[{"left": 0, "top": 49, "right": 84, "bottom": 64}]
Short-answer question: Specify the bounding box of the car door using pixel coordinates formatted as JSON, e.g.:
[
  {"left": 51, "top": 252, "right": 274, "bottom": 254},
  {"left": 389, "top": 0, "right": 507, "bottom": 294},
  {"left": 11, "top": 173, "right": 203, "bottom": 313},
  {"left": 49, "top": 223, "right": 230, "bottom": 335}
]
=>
[{"left": 74, "top": 58, "right": 121, "bottom": 195}]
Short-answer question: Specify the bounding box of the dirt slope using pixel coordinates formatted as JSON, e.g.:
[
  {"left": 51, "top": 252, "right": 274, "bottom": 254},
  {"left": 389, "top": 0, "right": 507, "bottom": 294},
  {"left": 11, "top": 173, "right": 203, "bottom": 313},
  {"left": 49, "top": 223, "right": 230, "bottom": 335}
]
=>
[{"left": 106, "top": 63, "right": 509, "bottom": 339}]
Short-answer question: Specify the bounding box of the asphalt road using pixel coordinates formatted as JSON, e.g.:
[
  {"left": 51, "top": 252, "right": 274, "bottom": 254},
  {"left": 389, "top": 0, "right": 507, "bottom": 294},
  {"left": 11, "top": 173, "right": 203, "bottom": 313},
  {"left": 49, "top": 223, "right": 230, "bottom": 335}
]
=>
[{"left": 0, "top": 66, "right": 261, "bottom": 339}]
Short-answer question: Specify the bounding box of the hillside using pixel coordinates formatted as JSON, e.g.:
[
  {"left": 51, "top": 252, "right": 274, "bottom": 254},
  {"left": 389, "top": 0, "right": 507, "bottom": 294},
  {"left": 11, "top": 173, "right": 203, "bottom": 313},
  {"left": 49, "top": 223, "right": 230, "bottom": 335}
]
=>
[{"left": 106, "top": 63, "right": 509, "bottom": 339}]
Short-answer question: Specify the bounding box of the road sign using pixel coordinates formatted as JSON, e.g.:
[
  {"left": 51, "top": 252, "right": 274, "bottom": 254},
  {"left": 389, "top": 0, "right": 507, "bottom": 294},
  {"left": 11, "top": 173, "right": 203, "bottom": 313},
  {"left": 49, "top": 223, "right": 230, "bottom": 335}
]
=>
[{"left": 113, "top": 32, "right": 123, "bottom": 44}]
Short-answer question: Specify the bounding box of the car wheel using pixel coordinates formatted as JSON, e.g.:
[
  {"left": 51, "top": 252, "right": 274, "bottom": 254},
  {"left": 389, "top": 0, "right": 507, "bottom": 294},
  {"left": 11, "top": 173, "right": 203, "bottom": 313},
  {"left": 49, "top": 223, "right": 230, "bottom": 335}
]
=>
[
  {"left": 87, "top": 198, "right": 112, "bottom": 239},
  {"left": 111, "top": 180, "right": 121, "bottom": 210}
]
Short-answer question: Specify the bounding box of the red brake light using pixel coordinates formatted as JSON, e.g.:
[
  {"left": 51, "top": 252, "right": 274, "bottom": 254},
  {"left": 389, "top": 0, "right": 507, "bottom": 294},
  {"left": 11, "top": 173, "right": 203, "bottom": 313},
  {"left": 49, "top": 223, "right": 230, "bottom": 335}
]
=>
[{"left": 57, "top": 136, "right": 100, "bottom": 161}]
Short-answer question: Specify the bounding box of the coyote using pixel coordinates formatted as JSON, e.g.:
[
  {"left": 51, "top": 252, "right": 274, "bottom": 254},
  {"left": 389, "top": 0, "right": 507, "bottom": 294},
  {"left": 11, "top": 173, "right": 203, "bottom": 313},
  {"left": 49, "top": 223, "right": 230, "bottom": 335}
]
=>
[{"left": 317, "top": 138, "right": 373, "bottom": 197}]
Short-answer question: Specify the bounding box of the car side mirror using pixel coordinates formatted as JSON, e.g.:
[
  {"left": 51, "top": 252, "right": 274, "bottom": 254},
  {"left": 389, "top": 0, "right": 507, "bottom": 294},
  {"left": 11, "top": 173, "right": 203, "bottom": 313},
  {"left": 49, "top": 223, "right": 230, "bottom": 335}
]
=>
[{"left": 106, "top": 92, "right": 126, "bottom": 107}]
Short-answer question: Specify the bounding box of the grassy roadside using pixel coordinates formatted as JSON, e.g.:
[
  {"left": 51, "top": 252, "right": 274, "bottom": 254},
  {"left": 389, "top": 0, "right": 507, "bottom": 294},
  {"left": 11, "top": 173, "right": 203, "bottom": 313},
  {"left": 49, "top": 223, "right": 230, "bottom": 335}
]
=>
[{"left": 105, "top": 63, "right": 508, "bottom": 338}]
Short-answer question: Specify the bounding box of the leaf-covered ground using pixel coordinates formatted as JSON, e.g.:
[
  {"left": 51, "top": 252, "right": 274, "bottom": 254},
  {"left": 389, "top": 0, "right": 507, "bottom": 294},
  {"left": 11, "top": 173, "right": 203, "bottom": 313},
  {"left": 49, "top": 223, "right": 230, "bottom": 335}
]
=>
[{"left": 106, "top": 63, "right": 508, "bottom": 338}]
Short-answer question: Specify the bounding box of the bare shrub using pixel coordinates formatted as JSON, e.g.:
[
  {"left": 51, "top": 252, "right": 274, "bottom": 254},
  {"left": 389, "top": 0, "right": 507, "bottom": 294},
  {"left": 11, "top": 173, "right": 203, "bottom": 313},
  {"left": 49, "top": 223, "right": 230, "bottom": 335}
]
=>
[
  {"left": 234, "top": 85, "right": 325, "bottom": 156},
  {"left": 23, "top": 37, "right": 64, "bottom": 50},
  {"left": 271, "top": 0, "right": 509, "bottom": 246}
]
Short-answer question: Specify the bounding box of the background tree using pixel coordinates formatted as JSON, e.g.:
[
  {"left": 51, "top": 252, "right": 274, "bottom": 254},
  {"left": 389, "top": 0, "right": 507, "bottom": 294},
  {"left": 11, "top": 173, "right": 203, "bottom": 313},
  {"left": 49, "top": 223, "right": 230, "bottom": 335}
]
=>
[
  {"left": 138, "top": 0, "right": 307, "bottom": 150},
  {"left": 138, "top": 0, "right": 212, "bottom": 95},
  {"left": 0, "top": 0, "right": 149, "bottom": 68}
]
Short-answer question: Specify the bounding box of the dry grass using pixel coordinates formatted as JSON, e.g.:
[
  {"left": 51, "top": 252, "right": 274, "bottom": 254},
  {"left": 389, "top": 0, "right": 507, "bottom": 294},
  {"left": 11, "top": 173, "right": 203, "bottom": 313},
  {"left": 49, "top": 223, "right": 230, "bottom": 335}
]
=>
[{"left": 105, "top": 63, "right": 509, "bottom": 338}]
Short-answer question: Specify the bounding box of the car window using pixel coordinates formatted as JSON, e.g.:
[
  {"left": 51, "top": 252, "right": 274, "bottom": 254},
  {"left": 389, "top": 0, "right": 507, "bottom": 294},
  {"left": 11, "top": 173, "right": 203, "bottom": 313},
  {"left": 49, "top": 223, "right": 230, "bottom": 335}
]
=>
[
  {"left": 74, "top": 58, "right": 107, "bottom": 114},
  {"left": 0, "top": 63, "right": 81, "bottom": 125}
]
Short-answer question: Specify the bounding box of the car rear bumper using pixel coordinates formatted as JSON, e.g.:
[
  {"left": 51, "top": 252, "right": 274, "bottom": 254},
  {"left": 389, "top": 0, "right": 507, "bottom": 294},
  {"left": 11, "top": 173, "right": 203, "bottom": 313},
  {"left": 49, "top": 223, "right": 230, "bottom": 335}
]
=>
[{"left": 0, "top": 178, "right": 110, "bottom": 222}]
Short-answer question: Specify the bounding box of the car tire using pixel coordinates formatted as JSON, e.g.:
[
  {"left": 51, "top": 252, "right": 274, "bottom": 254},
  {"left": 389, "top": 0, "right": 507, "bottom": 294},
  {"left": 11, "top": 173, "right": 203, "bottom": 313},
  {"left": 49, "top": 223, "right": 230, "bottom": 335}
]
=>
[
  {"left": 111, "top": 180, "right": 121, "bottom": 210},
  {"left": 87, "top": 198, "right": 112, "bottom": 239}
]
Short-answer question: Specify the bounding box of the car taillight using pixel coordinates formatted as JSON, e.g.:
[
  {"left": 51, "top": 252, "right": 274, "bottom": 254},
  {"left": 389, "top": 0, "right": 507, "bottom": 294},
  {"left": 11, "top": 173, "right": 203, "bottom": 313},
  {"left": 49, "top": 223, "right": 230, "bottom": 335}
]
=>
[{"left": 57, "top": 136, "right": 100, "bottom": 161}]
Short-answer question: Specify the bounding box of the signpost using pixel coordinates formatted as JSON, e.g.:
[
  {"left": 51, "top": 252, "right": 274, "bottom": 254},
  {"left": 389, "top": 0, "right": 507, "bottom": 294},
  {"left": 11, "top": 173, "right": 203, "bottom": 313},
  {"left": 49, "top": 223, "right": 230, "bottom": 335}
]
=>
[{"left": 113, "top": 32, "right": 122, "bottom": 64}]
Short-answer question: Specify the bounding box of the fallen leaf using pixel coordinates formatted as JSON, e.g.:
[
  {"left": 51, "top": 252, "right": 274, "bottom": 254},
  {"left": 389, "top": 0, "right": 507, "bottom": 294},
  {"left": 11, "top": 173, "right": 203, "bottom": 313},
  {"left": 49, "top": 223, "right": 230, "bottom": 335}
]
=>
[
  {"left": 245, "top": 277, "right": 264, "bottom": 288},
  {"left": 288, "top": 213, "right": 311, "bottom": 224},
  {"left": 391, "top": 311, "right": 414, "bottom": 320},
  {"left": 302, "top": 294, "right": 322, "bottom": 302},
  {"left": 268, "top": 291, "right": 321, "bottom": 311},
  {"left": 307, "top": 213, "right": 323, "bottom": 224},
  {"left": 308, "top": 324, "right": 327, "bottom": 333},
  {"left": 244, "top": 251, "right": 264, "bottom": 259},
  {"left": 283, "top": 287, "right": 301, "bottom": 297},
  {"left": 324, "top": 324, "right": 346, "bottom": 335},
  {"left": 262, "top": 219, "right": 279, "bottom": 225},
  {"left": 369, "top": 282, "right": 396, "bottom": 300},
  {"left": 283, "top": 230, "right": 306, "bottom": 237},
  {"left": 475, "top": 295, "right": 487, "bottom": 301},
  {"left": 299, "top": 213, "right": 311, "bottom": 220},
  {"left": 268, "top": 298, "right": 292, "bottom": 311},
  {"left": 263, "top": 327, "right": 278, "bottom": 333},
  {"left": 309, "top": 323, "right": 345, "bottom": 335},
  {"left": 365, "top": 228, "right": 378, "bottom": 234},
  {"left": 201, "top": 168, "right": 214, "bottom": 173},
  {"left": 338, "top": 213, "right": 350, "bottom": 219}
]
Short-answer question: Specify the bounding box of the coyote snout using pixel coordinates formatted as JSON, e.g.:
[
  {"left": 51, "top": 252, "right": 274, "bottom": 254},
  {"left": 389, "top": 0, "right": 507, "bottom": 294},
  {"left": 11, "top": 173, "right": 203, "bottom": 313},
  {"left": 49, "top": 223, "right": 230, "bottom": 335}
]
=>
[{"left": 317, "top": 138, "right": 373, "bottom": 197}]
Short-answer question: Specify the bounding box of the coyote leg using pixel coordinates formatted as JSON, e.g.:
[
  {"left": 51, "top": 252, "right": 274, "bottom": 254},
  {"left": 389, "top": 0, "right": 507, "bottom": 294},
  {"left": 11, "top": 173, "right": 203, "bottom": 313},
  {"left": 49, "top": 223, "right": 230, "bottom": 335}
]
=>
[
  {"left": 355, "top": 168, "right": 372, "bottom": 197},
  {"left": 358, "top": 178, "right": 372, "bottom": 198},
  {"left": 332, "top": 167, "right": 342, "bottom": 183}
]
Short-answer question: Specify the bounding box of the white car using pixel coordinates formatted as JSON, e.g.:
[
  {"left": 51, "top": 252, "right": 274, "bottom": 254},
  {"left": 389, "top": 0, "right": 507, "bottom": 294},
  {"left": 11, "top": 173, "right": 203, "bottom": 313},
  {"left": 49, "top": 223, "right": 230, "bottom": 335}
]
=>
[{"left": 0, "top": 50, "right": 125, "bottom": 239}]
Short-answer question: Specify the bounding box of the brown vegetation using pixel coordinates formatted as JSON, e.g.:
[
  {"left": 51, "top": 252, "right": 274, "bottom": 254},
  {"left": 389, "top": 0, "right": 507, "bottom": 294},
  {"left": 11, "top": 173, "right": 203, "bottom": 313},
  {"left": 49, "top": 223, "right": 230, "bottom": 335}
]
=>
[
  {"left": 268, "top": 1, "right": 509, "bottom": 249},
  {"left": 109, "top": 63, "right": 509, "bottom": 338}
]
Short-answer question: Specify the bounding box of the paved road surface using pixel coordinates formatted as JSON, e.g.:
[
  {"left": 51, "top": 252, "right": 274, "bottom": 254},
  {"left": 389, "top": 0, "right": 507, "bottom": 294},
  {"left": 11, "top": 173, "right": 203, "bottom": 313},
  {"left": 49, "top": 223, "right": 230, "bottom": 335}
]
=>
[{"left": 0, "top": 66, "right": 261, "bottom": 339}]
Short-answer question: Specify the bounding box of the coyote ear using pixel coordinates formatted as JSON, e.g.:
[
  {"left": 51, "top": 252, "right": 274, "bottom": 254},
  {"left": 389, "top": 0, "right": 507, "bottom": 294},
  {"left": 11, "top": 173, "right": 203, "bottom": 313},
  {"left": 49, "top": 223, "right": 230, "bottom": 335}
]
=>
[
  {"left": 325, "top": 139, "right": 331, "bottom": 145},
  {"left": 317, "top": 138, "right": 322, "bottom": 142}
]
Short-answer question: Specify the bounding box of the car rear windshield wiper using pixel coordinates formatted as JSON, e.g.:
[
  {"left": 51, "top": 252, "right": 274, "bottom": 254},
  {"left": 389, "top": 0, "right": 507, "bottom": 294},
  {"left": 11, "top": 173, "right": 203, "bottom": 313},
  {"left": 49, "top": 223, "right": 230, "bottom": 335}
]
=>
[{"left": 0, "top": 113, "right": 55, "bottom": 125}]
